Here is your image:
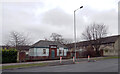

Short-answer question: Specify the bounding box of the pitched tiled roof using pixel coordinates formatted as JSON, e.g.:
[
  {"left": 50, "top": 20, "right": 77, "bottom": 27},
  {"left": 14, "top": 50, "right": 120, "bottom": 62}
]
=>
[
  {"left": 66, "top": 35, "right": 120, "bottom": 49},
  {"left": 32, "top": 40, "right": 67, "bottom": 48},
  {"left": 100, "top": 35, "right": 119, "bottom": 44}
]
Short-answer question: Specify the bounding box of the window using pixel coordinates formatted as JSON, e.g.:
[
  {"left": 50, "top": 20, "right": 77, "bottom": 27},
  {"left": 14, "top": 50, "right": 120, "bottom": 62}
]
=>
[
  {"left": 63, "top": 50, "right": 64, "bottom": 56},
  {"left": 43, "top": 49, "right": 46, "bottom": 54},
  {"left": 59, "top": 50, "right": 61, "bottom": 54},
  {"left": 105, "top": 50, "right": 108, "bottom": 53}
]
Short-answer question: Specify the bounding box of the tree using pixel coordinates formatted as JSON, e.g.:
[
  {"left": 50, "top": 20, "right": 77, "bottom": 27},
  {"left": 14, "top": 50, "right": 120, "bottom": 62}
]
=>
[
  {"left": 81, "top": 23, "right": 108, "bottom": 56},
  {"left": 49, "top": 33, "right": 73, "bottom": 44},
  {"left": 50, "top": 33, "right": 64, "bottom": 43},
  {"left": 62, "top": 38, "right": 73, "bottom": 44},
  {"left": 6, "top": 31, "right": 32, "bottom": 50}
]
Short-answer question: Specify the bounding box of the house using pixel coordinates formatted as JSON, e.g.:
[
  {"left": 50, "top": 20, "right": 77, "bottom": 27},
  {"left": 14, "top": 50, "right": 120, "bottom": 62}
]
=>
[
  {"left": 29, "top": 40, "right": 68, "bottom": 60},
  {"left": 100, "top": 35, "right": 120, "bottom": 56},
  {"left": 66, "top": 35, "right": 120, "bottom": 57}
]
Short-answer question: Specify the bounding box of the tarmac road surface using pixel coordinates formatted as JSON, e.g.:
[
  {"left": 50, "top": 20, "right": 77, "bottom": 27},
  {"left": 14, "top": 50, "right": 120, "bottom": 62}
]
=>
[{"left": 3, "top": 59, "right": 118, "bottom": 72}]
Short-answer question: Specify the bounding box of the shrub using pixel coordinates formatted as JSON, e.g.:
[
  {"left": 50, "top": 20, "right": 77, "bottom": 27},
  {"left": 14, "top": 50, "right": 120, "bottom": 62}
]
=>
[
  {"left": 82, "top": 46, "right": 96, "bottom": 57},
  {"left": 2, "top": 48, "right": 17, "bottom": 63},
  {"left": 83, "top": 50, "right": 96, "bottom": 57}
]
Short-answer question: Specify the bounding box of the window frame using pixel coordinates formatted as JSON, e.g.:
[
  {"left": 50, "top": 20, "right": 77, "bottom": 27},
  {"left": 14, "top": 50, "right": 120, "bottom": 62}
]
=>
[
  {"left": 43, "top": 49, "right": 46, "bottom": 54},
  {"left": 59, "top": 50, "right": 62, "bottom": 54}
]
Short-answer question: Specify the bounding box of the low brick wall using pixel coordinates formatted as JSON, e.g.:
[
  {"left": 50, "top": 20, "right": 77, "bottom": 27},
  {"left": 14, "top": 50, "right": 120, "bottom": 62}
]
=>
[{"left": 26, "top": 56, "right": 69, "bottom": 62}]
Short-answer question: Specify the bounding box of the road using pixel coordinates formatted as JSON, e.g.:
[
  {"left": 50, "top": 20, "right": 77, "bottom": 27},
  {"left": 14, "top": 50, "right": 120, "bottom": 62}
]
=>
[{"left": 3, "top": 59, "right": 118, "bottom": 72}]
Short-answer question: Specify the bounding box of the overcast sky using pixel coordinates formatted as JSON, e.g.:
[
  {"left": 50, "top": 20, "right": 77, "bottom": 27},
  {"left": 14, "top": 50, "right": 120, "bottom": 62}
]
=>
[{"left": 1, "top": 0, "right": 119, "bottom": 45}]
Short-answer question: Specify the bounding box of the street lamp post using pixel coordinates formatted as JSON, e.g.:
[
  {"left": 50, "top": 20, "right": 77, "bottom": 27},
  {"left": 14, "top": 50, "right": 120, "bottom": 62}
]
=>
[{"left": 74, "top": 6, "right": 83, "bottom": 60}]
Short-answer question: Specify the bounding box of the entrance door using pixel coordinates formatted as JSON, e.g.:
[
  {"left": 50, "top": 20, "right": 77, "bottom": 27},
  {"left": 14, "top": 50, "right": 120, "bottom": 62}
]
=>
[{"left": 51, "top": 50, "right": 55, "bottom": 58}]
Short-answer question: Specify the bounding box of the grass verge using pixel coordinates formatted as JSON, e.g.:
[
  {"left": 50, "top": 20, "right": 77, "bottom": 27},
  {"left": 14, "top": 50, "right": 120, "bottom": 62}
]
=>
[
  {"left": 1, "top": 63, "right": 48, "bottom": 70},
  {"left": 92, "top": 56, "right": 119, "bottom": 61},
  {"left": 102, "top": 56, "right": 119, "bottom": 59},
  {"left": 1, "top": 56, "right": 119, "bottom": 70}
]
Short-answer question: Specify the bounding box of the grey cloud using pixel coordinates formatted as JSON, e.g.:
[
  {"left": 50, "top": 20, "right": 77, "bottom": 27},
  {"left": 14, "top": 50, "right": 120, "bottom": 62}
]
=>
[
  {"left": 2, "top": 2, "right": 45, "bottom": 45},
  {"left": 72, "top": 7, "right": 118, "bottom": 41},
  {"left": 41, "top": 7, "right": 86, "bottom": 40},
  {"left": 89, "top": 9, "right": 118, "bottom": 35},
  {"left": 1, "top": 3, "right": 118, "bottom": 45},
  {"left": 41, "top": 7, "right": 73, "bottom": 26}
]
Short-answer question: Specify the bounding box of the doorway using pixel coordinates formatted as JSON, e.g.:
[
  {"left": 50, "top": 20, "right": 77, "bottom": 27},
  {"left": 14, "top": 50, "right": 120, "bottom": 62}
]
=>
[{"left": 51, "top": 50, "right": 55, "bottom": 58}]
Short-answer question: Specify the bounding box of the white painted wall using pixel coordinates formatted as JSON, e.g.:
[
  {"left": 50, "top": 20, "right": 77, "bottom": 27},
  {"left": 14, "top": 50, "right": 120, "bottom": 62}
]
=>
[
  {"left": 65, "top": 49, "right": 68, "bottom": 56},
  {"left": 37, "top": 48, "right": 49, "bottom": 56},
  {"left": 29, "top": 48, "right": 49, "bottom": 56},
  {"left": 57, "top": 49, "right": 59, "bottom": 56},
  {"left": 34, "top": 48, "right": 37, "bottom": 56},
  {"left": 29, "top": 48, "right": 34, "bottom": 56},
  {"left": 59, "top": 48, "right": 68, "bottom": 56},
  {"left": 29, "top": 48, "right": 68, "bottom": 57},
  {"left": 64, "top": 49, "right": 67, "bottom": 56}
]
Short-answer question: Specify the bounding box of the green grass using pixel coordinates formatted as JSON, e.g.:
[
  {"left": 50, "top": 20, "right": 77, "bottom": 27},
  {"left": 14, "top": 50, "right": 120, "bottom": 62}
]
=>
[
  {"left": 92, "top": 56, "right": 119, "bottom": 61},
  {"left": 102, "top": 56, "right": 119, "bottom": 59},
  {"left": 1, "top": 63, "right": 48, "bottom": 70}
]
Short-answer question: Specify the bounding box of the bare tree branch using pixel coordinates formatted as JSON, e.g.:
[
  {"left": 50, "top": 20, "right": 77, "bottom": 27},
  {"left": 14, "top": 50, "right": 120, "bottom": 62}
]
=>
[
  {"left": 49, "top": 33, "right": 72, "bottom": 44},
  {"left": 50, "top": 33, "right": 64, "bottom": 43},
  {"left": 81, "top": 23, "right": 108, "bottom": 56},
  {"left": 6, "top": 31, "right": 32, "bottom": 50}
]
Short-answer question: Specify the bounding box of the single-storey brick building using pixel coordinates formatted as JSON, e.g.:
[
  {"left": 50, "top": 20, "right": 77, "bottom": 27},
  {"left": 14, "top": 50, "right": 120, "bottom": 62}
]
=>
[{"left": 29, "top": 40, "right": 68, "bottom": 60}]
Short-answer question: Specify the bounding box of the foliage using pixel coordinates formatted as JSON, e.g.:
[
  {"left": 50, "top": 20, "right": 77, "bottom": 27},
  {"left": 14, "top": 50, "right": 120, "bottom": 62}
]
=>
[
  {"left": 0, "top": 48, "right": 2, "bottom": 63},
  {"left": 2, "top": 48, "right": 17, "bottom": 63},
  {"left": 82, "top": 46, "right": 96, "bottom": 57}
]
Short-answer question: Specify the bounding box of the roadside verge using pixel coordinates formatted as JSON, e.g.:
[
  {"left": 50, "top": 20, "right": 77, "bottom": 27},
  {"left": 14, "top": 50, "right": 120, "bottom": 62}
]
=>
[{"left": 1, "top": 56, "right": 119, "bottom": 70}]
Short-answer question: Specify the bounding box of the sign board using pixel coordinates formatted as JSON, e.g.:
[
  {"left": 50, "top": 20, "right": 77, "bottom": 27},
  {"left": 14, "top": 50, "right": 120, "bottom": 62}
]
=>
[{"left": 49, "top": 45, "right": 57, "bottom": 48}]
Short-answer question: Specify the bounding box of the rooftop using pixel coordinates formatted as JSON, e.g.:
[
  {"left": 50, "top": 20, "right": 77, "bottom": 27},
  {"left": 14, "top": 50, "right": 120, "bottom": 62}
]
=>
[
  {"left": 66, "top": 35, "right": 120, "bottom": 49},
  {"left": 32, "top": 40, "right": 67, "bottom": 48}
]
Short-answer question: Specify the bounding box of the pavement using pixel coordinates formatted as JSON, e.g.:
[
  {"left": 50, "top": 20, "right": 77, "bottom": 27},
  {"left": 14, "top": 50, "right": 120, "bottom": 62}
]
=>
[
  {"left": 1, "top": 58, "right": 88, "bottom": 66},
  {"left": 2, "top": 57, "right": 105, "bottom": 66},
  {"left": 3, "top": 59, "right": 118, "bottom": 72}
]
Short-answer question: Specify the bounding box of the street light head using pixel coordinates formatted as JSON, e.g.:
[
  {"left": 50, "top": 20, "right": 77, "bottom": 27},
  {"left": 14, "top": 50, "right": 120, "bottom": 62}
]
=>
[{"left": 80, "top": 6, "right": 83, "bottom": 9}]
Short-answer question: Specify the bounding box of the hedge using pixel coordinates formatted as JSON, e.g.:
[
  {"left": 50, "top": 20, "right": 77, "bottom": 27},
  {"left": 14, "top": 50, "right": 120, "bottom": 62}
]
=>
[
  {"left": 2, "top": 48, "right": 17, "bottom": 63},
  {"left": 0, "top": 48, "right": 1, "bottom": 63}
]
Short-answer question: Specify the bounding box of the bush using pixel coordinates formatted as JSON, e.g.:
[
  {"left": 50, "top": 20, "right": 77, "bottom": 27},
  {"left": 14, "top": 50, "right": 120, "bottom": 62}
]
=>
[
  {"left": 0, "top": 48, "right": 2, "bottom": 63},
  {"left": 82, "top": 46, "right": 96, "bottom": 57},
  {"left": 83, "top": 50, "right": 96, "bottom": 57},
  {"left": 2, "top": 48, "right": 17, "bottom": 63}
]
